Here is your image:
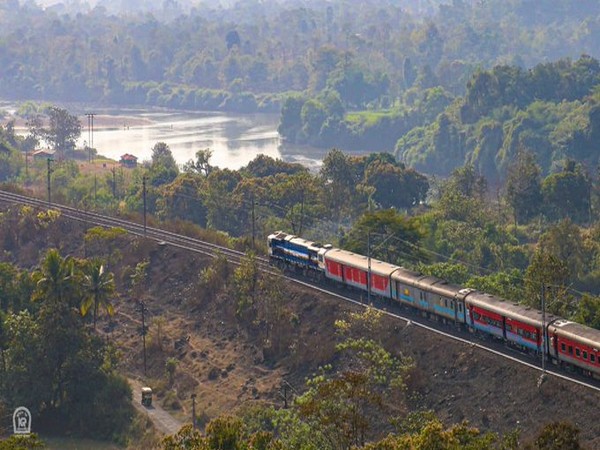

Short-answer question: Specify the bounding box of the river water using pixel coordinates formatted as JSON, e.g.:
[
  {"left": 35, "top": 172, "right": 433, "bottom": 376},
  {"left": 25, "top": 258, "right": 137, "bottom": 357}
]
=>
[
  {"left": 1, "top": 103, "right": 326, "bottom": 171},
  {"left": 78, "top": 108, "right": 325, "bottom": 171}
]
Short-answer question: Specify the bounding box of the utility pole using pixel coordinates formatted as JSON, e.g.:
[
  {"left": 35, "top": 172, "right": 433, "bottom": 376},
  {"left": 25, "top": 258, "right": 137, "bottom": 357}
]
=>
[
  {"left": 111, "top": 167, "right": 117, "bottom": 198},
  {"left": 85, "top": 113, "right": 96, "bottom": 162},
  {"left": 191, "top": 393, "right": 197, "bottom": 429},
  {"left": 94, "top": 174, "right": 97, "bottom": 208},
  {"left": 139, "top": 300, "right": 148, "bottom": 376},
  {"left": 47, "top": 157, "right": 53, "bottom": 207},
  {"left": 537, "top": 284, "right": 548, "bottom": 388},
  {"left": 541, "top": 284, "right": 546, "bottom": 374},
  {"left": 299, "top": 188, "right": 305, "bottom": 236},
  {"left": 251, "top": 190, "right": 255, "bottom": 248},
  {"left": 83, "top": 200, "right": 88, "bottom": 258},
  {"left": 367, "top": 230, "right": 371, "bottom": 304},
  {"left": 142, "top": 175, "right": 147, "bottom": 236},
  {"left": 366, "top": 193, "right": 372, "bottom": 305}
]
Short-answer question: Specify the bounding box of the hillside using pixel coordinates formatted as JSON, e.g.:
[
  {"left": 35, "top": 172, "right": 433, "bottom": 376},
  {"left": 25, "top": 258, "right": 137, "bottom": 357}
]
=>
[{"left": 1, "top": 204, "right": 598, "bottom": 447}]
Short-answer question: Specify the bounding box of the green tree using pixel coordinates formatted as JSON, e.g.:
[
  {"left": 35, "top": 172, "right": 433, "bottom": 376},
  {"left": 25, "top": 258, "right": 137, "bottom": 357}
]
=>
[
  {"left": 320, "top": 148, "right": 360, "bottom": 217},
  {"left": 542, "top": 161, "right": 591, "bottom": 224},
  {"left": 183, "top": 148, "right": 213, "bottom": 177},
  {"left": 301, "top": 99, "right": 327, "bottom": 142},
  {"left": 243, "top": 154, "right": 306, "bottom": 178},
  {"left": 156, "top": 174, "right": 207, "bottom": 226},
  {"left": 342, "top": 209, "right": 425, "bottom": 266},
  {"left": 364, "top": 159, "right": 429, "bottom": 210},
  {"left": 232, "top": 252, "right": 260, "bottom": 319},
  {"left": 162, "top": 424, "right": 205, "bottom": 450},
  {"left": 149, "top": 142, "right": 179, "bottom": 186},
  {"left": 84, "top": 226, "right": 127, "bottom": 270},
  {"left": 445, "top": 165, "right": 487, "bottom": 200},
  {"left": 363, "top": 418, "right": 505, "bottom": 450},
  {"left": 34, "top": 248, "right": 77, "bottom": 307},
  {"left": 526, "top": 421, "right": 581, "bottom": 450},
  {"left": 298, "top": 308, "right": 414, "bottom": 449},
  {"left": 43, "top": 107, "right": 81, "bottom": 159},
  {"left": 267, "top": 171, "right": 320, "bottom": 235},
  {"left": 523, "top": 250, "right": 571, "bottom": 315},
  {"left": 0, "top": 262, "right": 20, "bottom": 312},
  {"left": 166, "top": 357, "right": 178, "bottom": 387},
  {"left": 278, "top": 95, "right": 305, "bottom": 142},
  {"left": 0, "top": 434, "right": 46, "bottom": 449},
  {"left": 80, "top": 259, "right": 116, "bottom": 329},
  {"left": 572, "top": 294, "right": 600, "bottom": 330},
  {"left": 465, "top": 270, "right": 525, "bottom": 303},
  {"left": 505, "top": 151, "right": 543, "bottom": 225},
  {"left": 538, "top": 220, "right": 587, "bottom": 282},
  {"left": 206, "top": 415, "right": 247, "bottom": 450},
  {"left": 202, "top": 168, "right": 243, "bottom": 234},
  {"left": 417, "top": 262, "right": 470, "bottom": 285}
]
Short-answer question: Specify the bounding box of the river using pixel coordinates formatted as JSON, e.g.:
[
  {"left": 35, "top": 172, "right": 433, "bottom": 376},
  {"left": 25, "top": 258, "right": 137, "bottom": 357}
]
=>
[
  {"left": 2, "top": 103, "right": 325, "bottom": 171},
  {"left": 0, "top": 102, "right": 327, "bottom": 170}
]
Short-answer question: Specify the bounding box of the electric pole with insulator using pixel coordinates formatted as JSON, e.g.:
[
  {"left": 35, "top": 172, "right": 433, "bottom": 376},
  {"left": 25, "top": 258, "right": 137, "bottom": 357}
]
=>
[
  {"left": 142, "top": 175, "right": 147, "bottom": 236},
  {"left": 47, "top": 157, "right": 53, "bottom": 207},
  {"left": 138, "top": 300, "right": 149, "bottom": 376}
]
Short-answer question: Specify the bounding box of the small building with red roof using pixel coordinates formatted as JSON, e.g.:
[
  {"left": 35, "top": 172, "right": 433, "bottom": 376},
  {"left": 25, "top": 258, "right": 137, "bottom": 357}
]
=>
[{"left": 120, "top": 153, "right": 138, "bottom": 168}]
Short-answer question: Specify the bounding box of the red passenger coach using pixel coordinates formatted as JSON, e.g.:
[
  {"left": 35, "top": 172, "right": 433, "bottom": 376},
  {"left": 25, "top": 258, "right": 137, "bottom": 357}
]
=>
[
  {"left": 324, "top": 248, "right": 368, "bottom": 290},
  {"left": 469, "top": 305, "right": 505, "bottom": 338},
  {"left": 325, "top": 258, "right": 344, "bottom": 282},
  {"left": 324, "top": 248, "right": 400, "bottom": 298},
  {"left": 548, "top": 320, "right": 600, "bottom": 378}
]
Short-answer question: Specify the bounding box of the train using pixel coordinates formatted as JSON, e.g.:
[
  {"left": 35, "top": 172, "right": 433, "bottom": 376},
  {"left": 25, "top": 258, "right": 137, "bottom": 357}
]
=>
[{"left": 268, "top": 231, "right": 600, "bottom": 379}]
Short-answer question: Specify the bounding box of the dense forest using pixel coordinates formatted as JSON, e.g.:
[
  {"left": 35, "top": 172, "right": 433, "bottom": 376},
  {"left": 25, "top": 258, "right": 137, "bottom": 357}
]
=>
[
  {"left": 3, "top": 1, "right": 600, "bottom": 178},
  {"left": 2, "top": 0, "right": 600, "bottom": 446},
  {"left": 0, "top": 239, "right": 134, "bottom": 442},
  {"left": 1, "top": 106, "right": 600, "bottom": 329}
]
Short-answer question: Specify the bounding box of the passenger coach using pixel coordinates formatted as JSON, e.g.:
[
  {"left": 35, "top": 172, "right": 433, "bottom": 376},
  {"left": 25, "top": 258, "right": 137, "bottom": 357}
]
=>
[
  {"left": 268, "top": 230, "right": 600, "bottom": 379},
  {"left": 323, "top": 247, "right": 400, "bottom": 298}
]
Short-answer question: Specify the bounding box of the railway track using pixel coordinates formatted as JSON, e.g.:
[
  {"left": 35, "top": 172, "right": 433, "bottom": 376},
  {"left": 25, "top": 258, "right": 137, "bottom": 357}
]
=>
[
  {"left": 0, "top": 189, "right": 272, "bottom": 271},
  {"left": 1, "top": 189, "right": 600, "bottom": 394}
]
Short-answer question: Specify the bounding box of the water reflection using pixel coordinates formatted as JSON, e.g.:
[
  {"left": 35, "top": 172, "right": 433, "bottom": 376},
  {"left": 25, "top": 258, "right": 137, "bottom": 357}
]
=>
[
  {"left": 77, "top": 109, "right": 317, "bottom": 170},
  {"left": 0, "top": 101, "right": 326, "bottom": 171}
]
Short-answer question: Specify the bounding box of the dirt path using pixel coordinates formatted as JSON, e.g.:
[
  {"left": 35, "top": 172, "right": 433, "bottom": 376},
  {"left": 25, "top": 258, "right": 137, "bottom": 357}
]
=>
[{"left": 128, "top": 378, "right": 184, "bottom": 436}]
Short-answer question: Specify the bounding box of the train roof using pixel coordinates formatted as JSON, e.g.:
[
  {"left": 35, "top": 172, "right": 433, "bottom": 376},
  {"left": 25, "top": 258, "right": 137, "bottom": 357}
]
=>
[
  {"left": 268, "top": 231, "right": 290, "bottom": 241},
  {"left": 465, "top": 291, "right": 559, "bottom": 327},
  {"left": 324, "top": 248, "right": 401, "bottom": 277},
  {"left": 269, "top": 231, "right": 330, "bottom": 252},
  {"left": 548, "top": 320, "right": 600, "bottom": 350},
  {"left": 391, "top": 267, "right": 423, "bottom": 284},
  {"left": 418, "top": 278, "right": 465, "bottom": 298}
]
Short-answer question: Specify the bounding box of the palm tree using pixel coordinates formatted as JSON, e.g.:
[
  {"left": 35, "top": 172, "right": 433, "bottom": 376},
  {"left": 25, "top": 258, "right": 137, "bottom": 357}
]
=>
[
  {"left": 35, "top": 248, "right": 76, "bottom": 306},
  {"left": 81, "top": 259, "right": 115, "bottom": 329}
]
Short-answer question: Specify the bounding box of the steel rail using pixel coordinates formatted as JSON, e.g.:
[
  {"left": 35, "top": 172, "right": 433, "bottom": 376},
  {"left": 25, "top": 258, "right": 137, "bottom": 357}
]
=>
[{"left": 1, "top": 189, "right": 599, "bottom": 393}]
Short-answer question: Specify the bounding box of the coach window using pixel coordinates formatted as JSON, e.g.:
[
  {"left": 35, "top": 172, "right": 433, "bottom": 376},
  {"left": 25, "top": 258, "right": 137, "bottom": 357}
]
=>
[
  {"left": 473, "top": 312, "right": 480, "bottom": 321},
  {"left": 444, "top": 298, "right": 448, "bottom": 307},
  {"left": 568, "top": 345, "right": 573, "bottom": 355},
  {"left": 561, "top": 342, "right": 566, "bottom": 352},
  {"left": 576, "top": 348, "right": 581, "bottom": 357},
  {"left": 583, "top": 351, "right": 588, "bottom": 360},
  {"left": 592, "top": 354, "right": 596, "bottom": 363}
]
